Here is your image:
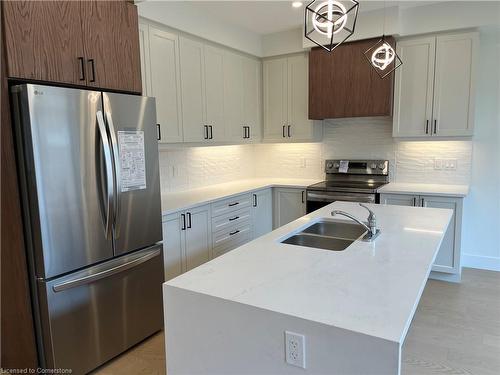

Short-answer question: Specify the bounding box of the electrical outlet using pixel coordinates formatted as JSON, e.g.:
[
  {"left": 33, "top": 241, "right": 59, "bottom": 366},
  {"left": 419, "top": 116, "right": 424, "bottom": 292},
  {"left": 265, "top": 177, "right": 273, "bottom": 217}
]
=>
[
  {"left": 444, "top": 159, "right": 457, "bottom": 170},
  {"left": 285, "top": 331, "right": 305, "bottom": 368},
  {"left": 434, "top": 159, "right": 443, "bottom": 170}
]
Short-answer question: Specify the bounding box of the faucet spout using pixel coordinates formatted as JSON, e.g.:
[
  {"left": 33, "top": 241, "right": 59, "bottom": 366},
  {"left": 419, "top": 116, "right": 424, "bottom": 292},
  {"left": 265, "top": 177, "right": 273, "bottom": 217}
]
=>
[{"left": 331, "top": 204, "right": 380, "bottom": 241}]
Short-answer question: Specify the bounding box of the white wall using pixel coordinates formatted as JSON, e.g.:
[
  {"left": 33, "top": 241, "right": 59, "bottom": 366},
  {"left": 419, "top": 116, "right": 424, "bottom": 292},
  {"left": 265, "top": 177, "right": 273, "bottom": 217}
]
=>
[
  {"left": 138, "top": 1, "right": 262, "bottom": 56},
  {"left": 461, "top": 29, "right": 500, "bottom": 271}
]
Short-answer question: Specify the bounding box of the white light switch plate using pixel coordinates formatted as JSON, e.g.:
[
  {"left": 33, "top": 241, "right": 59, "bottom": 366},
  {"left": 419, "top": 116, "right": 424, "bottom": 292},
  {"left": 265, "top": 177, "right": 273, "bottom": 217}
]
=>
[{"left": 285, "top": 331, "right": 306, "bottom": 368}]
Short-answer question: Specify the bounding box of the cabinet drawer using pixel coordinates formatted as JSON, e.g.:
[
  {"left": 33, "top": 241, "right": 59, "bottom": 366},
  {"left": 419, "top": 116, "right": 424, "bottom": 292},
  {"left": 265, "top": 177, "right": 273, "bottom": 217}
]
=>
[
  {"left": 211, "top": 193, "right": 252, "bottom": 218},
  {"left": 212, "top": 222, "right": 252, "bottom": 252},
  {"left": 212, "top": 207, "right": 251, "bottom": 233},
  {"left": 213, "top": 227, "right": 252, "bottom": 258}
]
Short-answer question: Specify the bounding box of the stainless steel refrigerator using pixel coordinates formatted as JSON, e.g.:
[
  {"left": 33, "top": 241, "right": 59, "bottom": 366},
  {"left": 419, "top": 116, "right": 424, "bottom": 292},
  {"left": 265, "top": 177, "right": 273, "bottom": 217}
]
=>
[{"left": 11, "top": 84, "right": 164, "bottom": 374}]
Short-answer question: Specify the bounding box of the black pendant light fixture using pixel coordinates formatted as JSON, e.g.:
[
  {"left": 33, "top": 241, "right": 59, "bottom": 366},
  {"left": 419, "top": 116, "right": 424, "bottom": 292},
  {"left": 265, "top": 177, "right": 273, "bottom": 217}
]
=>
[
  {"left": 363, "top": 1, "right": 402, "bottom": 78},
  {"left": 304, "top": 0, "right": 360, "bottom": 52}
]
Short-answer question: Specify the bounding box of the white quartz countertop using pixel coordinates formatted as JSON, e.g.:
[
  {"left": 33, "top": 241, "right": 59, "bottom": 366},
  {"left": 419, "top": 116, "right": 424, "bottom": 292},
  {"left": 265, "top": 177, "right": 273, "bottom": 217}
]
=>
[
  {"left": 161, "top": 178, "right": 320, "bottom": 215},
  {"left": 166, "top": 201, "right": 452, "bottom": 344},
  {"left": 378, "top": 182, "right": 469, "bottom": 197}
]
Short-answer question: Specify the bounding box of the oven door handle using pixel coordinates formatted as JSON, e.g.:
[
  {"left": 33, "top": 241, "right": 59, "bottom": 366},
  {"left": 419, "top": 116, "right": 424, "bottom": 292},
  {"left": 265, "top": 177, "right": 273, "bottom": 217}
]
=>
[{"left": 306, "top": 191, "right": 376, "bottom": 203}]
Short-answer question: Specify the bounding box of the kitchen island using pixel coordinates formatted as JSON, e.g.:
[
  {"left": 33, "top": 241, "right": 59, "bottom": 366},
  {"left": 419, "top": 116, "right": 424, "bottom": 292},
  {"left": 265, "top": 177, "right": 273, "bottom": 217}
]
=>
[{"left": 163, "top": 201, "right": 453, "bottom": 375}]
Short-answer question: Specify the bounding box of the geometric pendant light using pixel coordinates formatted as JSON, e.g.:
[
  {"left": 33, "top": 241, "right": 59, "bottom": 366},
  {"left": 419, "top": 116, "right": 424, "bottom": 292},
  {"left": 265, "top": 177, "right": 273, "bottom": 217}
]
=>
[
  {"left": 304, "top": 0, "right": 360, "bottom": 52},
  {"left": 363, "top": 35, "right": 402, "bottom": 78},
  {"left": 363, "top": 1, "right": 402, "bottom": 78}
]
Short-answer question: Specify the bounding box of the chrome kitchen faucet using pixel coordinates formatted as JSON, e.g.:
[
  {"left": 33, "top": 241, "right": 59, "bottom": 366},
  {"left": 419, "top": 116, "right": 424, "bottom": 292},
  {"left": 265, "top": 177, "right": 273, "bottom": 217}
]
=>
[{"left": 331, "top": 203, "right": 380, "bottom": 241}]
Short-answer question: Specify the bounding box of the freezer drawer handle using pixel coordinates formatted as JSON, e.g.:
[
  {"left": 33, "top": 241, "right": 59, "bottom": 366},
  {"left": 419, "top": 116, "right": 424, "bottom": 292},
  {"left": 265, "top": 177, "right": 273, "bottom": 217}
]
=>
[{"left": 52, "top": 249, "right": 161, "bottom": 292}]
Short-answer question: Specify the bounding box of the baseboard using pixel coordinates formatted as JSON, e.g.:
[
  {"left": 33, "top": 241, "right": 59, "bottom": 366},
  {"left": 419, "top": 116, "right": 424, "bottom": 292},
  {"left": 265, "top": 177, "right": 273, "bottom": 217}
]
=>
[
  {"left": 429, "top": 271, "right": 461, "bottom": 283},
  {"left": 461, "top": 253, "right": 500, "bottom": 272}
]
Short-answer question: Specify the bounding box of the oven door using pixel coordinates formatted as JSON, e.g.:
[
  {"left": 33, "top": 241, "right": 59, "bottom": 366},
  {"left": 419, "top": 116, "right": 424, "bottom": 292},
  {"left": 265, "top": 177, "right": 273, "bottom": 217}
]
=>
[{"left": 306, "top": 191, "right": 377, "bottom": 213}]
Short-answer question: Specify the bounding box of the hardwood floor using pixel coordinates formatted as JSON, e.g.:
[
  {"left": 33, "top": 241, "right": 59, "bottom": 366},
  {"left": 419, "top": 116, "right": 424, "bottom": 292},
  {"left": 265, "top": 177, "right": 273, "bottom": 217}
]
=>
[{"left": 92, "top": 268, "right": 500, "bottom": 375}]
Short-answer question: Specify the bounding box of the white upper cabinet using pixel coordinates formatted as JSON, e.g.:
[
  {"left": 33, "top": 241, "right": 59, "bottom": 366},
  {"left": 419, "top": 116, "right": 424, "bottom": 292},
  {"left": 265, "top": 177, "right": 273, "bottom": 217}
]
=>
[
  {"left": 179, "top": 36, "right": 206, "bottom": 143},
  {"left": 224, "top": 51, "right": 262, "bottom": 142},
  {"left": 263, "top": 53, "right": 318, "bottom": 142},
  {"left": 204, "top": 45, "right": 225, "bottom": 142},
  {"left": 432, "top": 33, "right": 478, "bottom": 136},
  {"left": 138, "top": 23, "right": 150, "bottom": 96},
  {"left": 393, "top": 31, "right": 478, "bottom": 138},
  {"left": 393, "top": 37, "right": 435, "bottom": 137},
  {"left": 263, "top": 57, "right": 288, "bottom": 140},
  {"left": 148, "top": 26, "right": 183, "bottom": 143},
  {"left": 223, "top": 50, "right": 245, "bottom": 141},
  {"left": 139, "top": 20, "right": 264, "bottom": 144},
  {"left": 287, "top": 53, "right": 314, "bottom": 140},
  {"left": 242, "top": 57, "right": 262, "bottom": 142}
]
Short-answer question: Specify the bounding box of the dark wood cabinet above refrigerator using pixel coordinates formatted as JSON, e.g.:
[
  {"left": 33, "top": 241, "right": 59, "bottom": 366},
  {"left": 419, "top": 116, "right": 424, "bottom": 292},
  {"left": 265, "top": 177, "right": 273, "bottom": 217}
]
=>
[
  {"left": 2, "top": 0, "right": 142, "bottom": 94},
  {"left": 308, "top": 37, "right": 395, "bottom": 120}
]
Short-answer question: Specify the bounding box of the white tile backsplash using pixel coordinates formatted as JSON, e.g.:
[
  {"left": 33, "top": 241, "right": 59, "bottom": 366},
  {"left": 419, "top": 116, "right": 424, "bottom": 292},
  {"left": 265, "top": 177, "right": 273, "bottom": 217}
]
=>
[{"left": 159, "top": 118, "right": 472, "bottom": 192}]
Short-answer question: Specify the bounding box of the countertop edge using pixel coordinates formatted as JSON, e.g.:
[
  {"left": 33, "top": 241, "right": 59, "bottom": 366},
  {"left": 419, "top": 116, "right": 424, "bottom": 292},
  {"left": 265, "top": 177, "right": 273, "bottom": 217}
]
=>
[{"left": 161, "top": 180, "right": 319, "bottom": 216}]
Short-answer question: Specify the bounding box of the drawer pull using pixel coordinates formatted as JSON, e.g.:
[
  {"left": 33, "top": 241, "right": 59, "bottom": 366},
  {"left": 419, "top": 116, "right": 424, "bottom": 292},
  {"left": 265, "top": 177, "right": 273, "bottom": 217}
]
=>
[
  {"left": 229, "top": 230, "right": 240, "bottom": 236},
  {"left": 229, "top": 216, "right": 239, "bottom": 221},
  {"left": 228, "top": 202, "right": 239, "bottom": 207}
]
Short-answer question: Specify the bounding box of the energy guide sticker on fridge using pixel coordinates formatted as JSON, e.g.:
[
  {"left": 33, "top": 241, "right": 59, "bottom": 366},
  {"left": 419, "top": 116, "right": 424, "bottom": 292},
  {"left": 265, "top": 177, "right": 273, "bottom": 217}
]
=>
[{"left": 118, "top": 131, "right": 146, "bottom": 192}]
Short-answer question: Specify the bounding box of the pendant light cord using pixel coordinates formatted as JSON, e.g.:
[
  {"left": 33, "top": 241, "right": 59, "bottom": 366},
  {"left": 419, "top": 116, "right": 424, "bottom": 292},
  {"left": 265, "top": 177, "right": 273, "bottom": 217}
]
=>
[{"left": 382, "top": 0, "right": 386, "bottom": 38}]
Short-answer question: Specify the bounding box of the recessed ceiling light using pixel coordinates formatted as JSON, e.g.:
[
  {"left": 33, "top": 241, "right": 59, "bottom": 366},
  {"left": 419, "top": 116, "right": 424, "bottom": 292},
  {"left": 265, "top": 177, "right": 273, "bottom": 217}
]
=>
[{"left": 292, "top": 1, "right": 303, "bottom": 8}]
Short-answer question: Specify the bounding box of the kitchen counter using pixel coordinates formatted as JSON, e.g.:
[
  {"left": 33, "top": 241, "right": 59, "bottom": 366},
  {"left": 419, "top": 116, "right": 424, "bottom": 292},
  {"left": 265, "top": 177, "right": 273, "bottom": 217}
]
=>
[
  {"left": 161, "top": 178, "right": 320, "bottom": 215},
  {"left": 163, "top": 201, "right": 453, "bottom": 374},
  {"left": 378, "top": 182, "right": 469, "bottom": 197}
]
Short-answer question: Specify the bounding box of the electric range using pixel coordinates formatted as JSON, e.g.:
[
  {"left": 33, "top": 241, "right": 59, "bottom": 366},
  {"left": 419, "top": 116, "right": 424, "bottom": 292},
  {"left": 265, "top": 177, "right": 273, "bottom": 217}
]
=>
[{"left": 306, "top": 159, "right": 390, "bottom": 213}]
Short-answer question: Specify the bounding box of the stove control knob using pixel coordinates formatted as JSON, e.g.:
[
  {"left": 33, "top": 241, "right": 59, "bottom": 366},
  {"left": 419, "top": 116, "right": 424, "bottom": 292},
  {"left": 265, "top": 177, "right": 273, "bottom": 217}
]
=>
[
  {"left": 370, "top": 163, "right": 377, "bottom": 169},
  {"left": 327, "top": 162, "right": 334, "bottom": 169},
  {"left": 378, "top": 163, "right": 386, "bottom": 170},
  {"left": 334, "top": 163, "right": 340, "bottom": 168}
]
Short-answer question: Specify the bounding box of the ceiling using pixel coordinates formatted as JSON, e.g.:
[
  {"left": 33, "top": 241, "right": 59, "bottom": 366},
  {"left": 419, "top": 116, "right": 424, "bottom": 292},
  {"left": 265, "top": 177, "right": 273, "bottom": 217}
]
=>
[{"left": 169, "top": 1, "right": 442, "bottom": 35}]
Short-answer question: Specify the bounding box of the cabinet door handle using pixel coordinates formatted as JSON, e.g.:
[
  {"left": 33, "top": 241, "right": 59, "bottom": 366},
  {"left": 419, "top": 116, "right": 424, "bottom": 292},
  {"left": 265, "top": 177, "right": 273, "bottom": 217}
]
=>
[
  {"left": 228, "top": 202, "right": 239, "bottom": 207},
  {"left": 421, "top": 198, "right": 425, "bottom": 207},
  {"left": 282, "top": 125, "right": 286, "bottom": 138},
  {"left": 229, "top": 216, "right": 239, "bottom": 221},
  {"left": 229, "top": 230, "right": 240, "bottom": 236},
  {"left": 247, "top": 126, "right": 250, "bottom": 139},
  {"left": 187, "top": 212, "right": 192, "bottom": 228},
  {"left": 302, "top": 191, "right": 305, "bottom": 204},
  {"left": 433, "top": 120, "right": 437, "bottom": 134},
  {"left": 425, "top": 120, "right": 429, "bottom": 134},
  {"left": 253, "top": 193, "right": 257, "bottom": 207},
  {"left": 204, "top": 125, "right": 208, "bottom": 140},
  {"left": 413, "top": 197, "right": 416, "bottom": 206},
  {"left": 288, "top": 125, "right": 291, "bottom": 138},
  {"left": 157, "top": 124, "right": 161, "bottom": 141},
  {"left": 78, "top": 57, "right": 86, "bottom": 81},
  {"left": 88, "top": 59, "right": 96, "bottom": 82},
  {"left": 181, "top": 214, "right": 186, "bottom": 230},
  {"left": 209, "top": 125, "right": 213, "bottom": 139}
]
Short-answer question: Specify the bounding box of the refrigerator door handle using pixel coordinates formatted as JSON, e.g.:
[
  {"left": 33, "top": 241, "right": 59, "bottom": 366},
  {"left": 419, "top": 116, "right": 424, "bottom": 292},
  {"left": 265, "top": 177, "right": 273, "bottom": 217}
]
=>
[
  {"left": 105, "top": 111, "right": 122, "bottom": 237},
  {"left": 96, "top": 111, "right": 114, "bottom": 239},
  {"left": 52, "top": 249, "right": 161, "bottom": 292}
]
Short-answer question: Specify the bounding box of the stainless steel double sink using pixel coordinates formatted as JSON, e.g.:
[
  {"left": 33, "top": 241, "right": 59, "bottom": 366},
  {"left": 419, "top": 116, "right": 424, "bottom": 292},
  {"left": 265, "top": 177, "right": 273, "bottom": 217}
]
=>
[{"left": 281, "top": 219, "right": 367, "bottom": 251}]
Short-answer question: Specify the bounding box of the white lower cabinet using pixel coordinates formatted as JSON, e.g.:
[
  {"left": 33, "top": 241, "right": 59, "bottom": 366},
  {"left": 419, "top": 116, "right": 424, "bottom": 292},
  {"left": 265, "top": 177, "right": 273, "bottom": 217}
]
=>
[
  {"left": 251, "top": 188, "right": 273, "bottom": 238},
  {"left": 273, "top": 188, "right": 306, "bottom": 229},
  {"left": 380, "top": 193, "right": 463, "bottom": 282},
  {"left": 162, "top": 204, "right": 211, "bottom": 281}
]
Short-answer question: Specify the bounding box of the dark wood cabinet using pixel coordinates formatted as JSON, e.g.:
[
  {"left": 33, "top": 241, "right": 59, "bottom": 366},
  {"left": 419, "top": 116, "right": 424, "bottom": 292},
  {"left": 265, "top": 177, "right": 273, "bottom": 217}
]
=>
[
  {"left": 309, "top": 37, "right": 394, "bottom": 119},
  {"left": 2, "top": 1, "right": 86, "bottom": 86},
  {"left": 2, "top": 0, "right": 142, "bottom": 93},
  {"left": 81, "top": 1, "right": 142, "bottom": 93}
]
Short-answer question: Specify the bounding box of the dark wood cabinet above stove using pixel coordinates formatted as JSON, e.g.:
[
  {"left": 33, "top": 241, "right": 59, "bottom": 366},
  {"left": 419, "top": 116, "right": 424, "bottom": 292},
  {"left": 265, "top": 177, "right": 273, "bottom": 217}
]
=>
[
  {"left": 308, "top": 37, "right": 395, "bottom": 120},
  {"left": 2, "top": 0, "right": 142, "bottom": 94}
]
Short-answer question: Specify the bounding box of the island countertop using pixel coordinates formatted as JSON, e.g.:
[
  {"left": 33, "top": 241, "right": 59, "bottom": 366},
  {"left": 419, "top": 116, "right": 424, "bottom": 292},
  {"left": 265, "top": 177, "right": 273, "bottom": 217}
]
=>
[{"left": 166, "top": 201, "right": 452, "bottom": 345}]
